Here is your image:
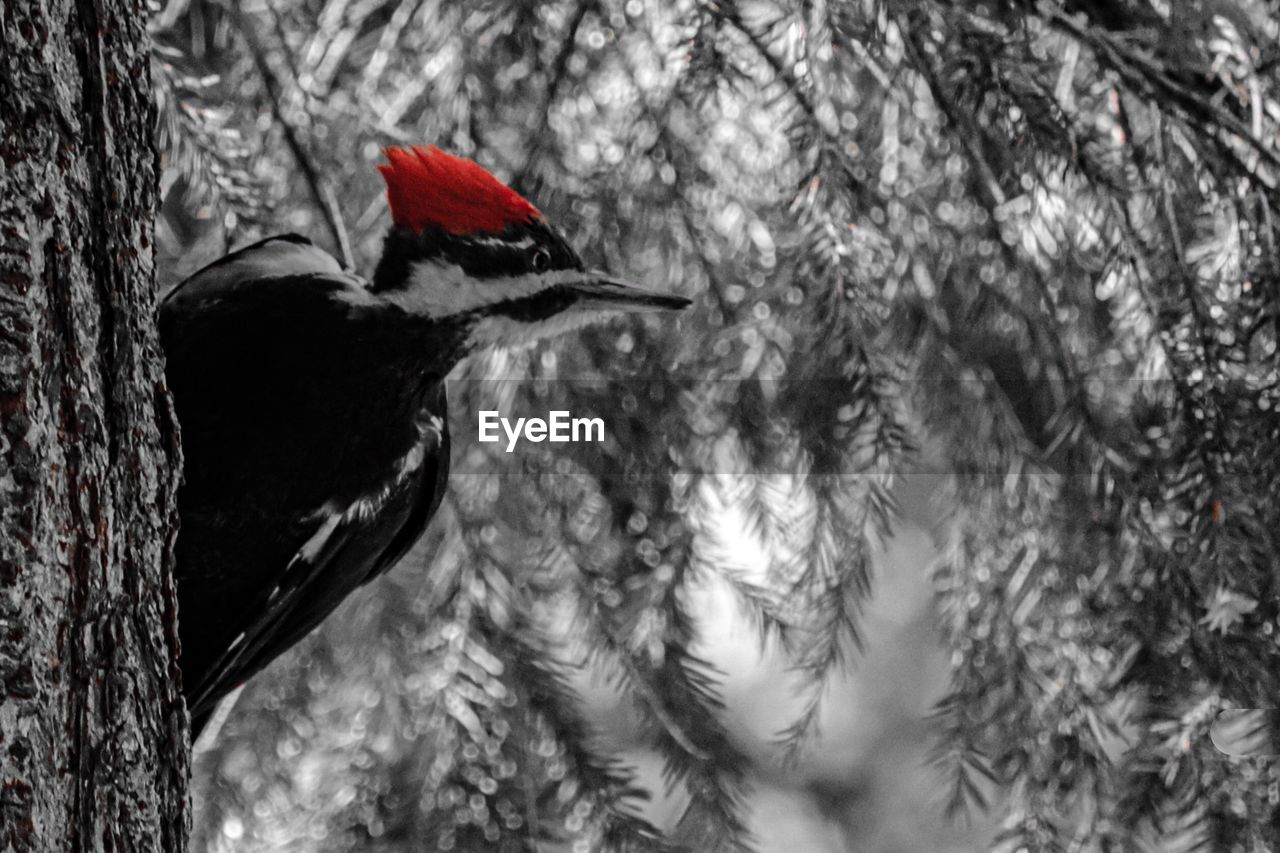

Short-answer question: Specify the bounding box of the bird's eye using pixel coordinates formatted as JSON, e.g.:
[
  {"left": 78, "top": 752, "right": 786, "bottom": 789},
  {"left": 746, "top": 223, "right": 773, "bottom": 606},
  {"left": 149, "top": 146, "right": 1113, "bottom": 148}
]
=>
[{"left": 531, "top": 249, "right": 551, "bottom": 272}]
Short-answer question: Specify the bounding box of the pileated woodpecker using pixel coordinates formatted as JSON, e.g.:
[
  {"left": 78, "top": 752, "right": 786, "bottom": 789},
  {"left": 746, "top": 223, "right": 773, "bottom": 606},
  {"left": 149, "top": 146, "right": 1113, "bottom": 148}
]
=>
[{"left": 160, "top": 146, "right": 689, "bottom": 736}]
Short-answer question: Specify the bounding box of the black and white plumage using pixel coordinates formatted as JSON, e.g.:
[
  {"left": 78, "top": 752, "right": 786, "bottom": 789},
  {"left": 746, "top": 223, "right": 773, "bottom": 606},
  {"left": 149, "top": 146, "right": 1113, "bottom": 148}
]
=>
[{"left": 160, "top": 147, "right": 688, "bottom": 736}]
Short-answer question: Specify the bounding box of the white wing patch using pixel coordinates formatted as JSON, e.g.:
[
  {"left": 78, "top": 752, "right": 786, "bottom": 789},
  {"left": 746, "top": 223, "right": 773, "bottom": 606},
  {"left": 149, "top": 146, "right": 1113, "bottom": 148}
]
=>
[
  {"left": 263, "top": 412, "right": 442, "bottom": 624},
  {"left": 309, "top": 411, "right": 441, "bottom": 530},
  {"left": 297, "top": 510, "right": 343, "bottom": 564},
  {"left": 192, "top": 412, "right": 443, "bottom": 714}
]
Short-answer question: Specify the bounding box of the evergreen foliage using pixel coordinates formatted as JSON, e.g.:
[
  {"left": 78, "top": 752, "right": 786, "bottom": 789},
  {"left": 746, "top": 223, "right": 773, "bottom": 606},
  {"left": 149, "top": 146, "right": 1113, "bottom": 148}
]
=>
[{"left": 153, "top": 0, "right": 1280, "bottom": 849}]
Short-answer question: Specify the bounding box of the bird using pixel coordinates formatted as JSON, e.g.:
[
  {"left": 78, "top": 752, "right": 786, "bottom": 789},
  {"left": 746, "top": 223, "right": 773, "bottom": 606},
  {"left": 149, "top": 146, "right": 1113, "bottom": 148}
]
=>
[{"left": 159, "top": 145, "right": 690, "bottom": 737}]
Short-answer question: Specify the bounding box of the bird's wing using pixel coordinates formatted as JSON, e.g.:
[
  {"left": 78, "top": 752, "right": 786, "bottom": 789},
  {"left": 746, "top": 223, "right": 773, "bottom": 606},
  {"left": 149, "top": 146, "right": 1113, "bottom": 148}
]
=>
[
  {"left": 184, "top": 404, "right": 449, "bottom": 720},
  {"left": 161, "top": 234, "right": 354, "bottom": 304}
]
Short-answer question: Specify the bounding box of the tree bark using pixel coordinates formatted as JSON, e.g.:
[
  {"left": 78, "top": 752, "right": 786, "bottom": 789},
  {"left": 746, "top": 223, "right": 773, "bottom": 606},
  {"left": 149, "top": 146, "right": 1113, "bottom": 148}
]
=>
[{"left": 0, "top": 0, "right": 188, "bottom": 849}]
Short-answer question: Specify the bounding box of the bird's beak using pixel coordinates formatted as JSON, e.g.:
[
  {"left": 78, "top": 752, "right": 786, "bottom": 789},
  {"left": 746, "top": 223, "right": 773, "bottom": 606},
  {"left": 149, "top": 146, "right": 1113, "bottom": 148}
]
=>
[{"left": 566, "top": 273, "right": 692, "bottom": 312}]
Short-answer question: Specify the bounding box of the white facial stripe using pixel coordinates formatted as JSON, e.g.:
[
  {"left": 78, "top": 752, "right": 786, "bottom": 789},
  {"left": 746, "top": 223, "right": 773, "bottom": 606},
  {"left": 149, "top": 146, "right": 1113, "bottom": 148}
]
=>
[
  {"left": 333, "top": 256, "right": 584, "bottom": 317},
  {"left": 332, "top": 257, "right": 637, "bottom": 348},
  {"left": 464, "top": 235, "right": 536, "bottom": 251},
  {"left": 381, "top": 261, "right": 586, "bottom": 317}
]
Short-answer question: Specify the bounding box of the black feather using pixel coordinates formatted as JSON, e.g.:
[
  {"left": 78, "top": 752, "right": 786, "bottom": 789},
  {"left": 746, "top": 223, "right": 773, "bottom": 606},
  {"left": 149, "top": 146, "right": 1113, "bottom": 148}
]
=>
[{"left": 161, "top": 236, "right": 457, "bottom": 734}]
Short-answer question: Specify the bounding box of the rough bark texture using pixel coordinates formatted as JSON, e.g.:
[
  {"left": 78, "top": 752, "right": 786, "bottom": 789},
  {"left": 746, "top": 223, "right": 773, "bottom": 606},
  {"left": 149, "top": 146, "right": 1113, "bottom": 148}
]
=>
[{"left": 0, "top": 0, "right": 188, "bottom": 849}]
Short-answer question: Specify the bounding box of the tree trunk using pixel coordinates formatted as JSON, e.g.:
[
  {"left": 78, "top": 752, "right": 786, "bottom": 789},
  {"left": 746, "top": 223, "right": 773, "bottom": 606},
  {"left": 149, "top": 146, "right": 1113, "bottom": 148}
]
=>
[{"left": 0, "top": 0, "right": 188, "bottom": 849}]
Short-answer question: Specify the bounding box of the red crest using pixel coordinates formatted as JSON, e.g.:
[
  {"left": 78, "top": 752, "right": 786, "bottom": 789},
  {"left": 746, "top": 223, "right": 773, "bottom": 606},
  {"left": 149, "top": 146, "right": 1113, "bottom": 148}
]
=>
[{"left": 377, "top": 146, "right": 541, "bottom": 235}]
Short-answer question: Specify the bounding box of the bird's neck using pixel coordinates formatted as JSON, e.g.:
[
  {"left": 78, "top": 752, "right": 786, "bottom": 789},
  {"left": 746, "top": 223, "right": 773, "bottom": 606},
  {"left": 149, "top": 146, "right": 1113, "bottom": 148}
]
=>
[{"left": 370, "top": 229, "right": 425, "bottom": 292}]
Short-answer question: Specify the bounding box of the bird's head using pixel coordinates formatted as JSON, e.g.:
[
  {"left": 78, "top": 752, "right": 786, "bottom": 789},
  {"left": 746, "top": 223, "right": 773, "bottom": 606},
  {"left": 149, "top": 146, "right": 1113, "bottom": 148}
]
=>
[{"left": 370, "top": 146, "right": 689, "bottom": 349}]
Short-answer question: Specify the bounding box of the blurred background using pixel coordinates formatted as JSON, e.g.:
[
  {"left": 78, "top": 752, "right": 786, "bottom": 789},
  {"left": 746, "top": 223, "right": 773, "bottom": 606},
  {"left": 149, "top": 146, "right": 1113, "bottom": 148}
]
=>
[{"left": 151, "top": 1, "right": 1280, "bottom": 850}]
